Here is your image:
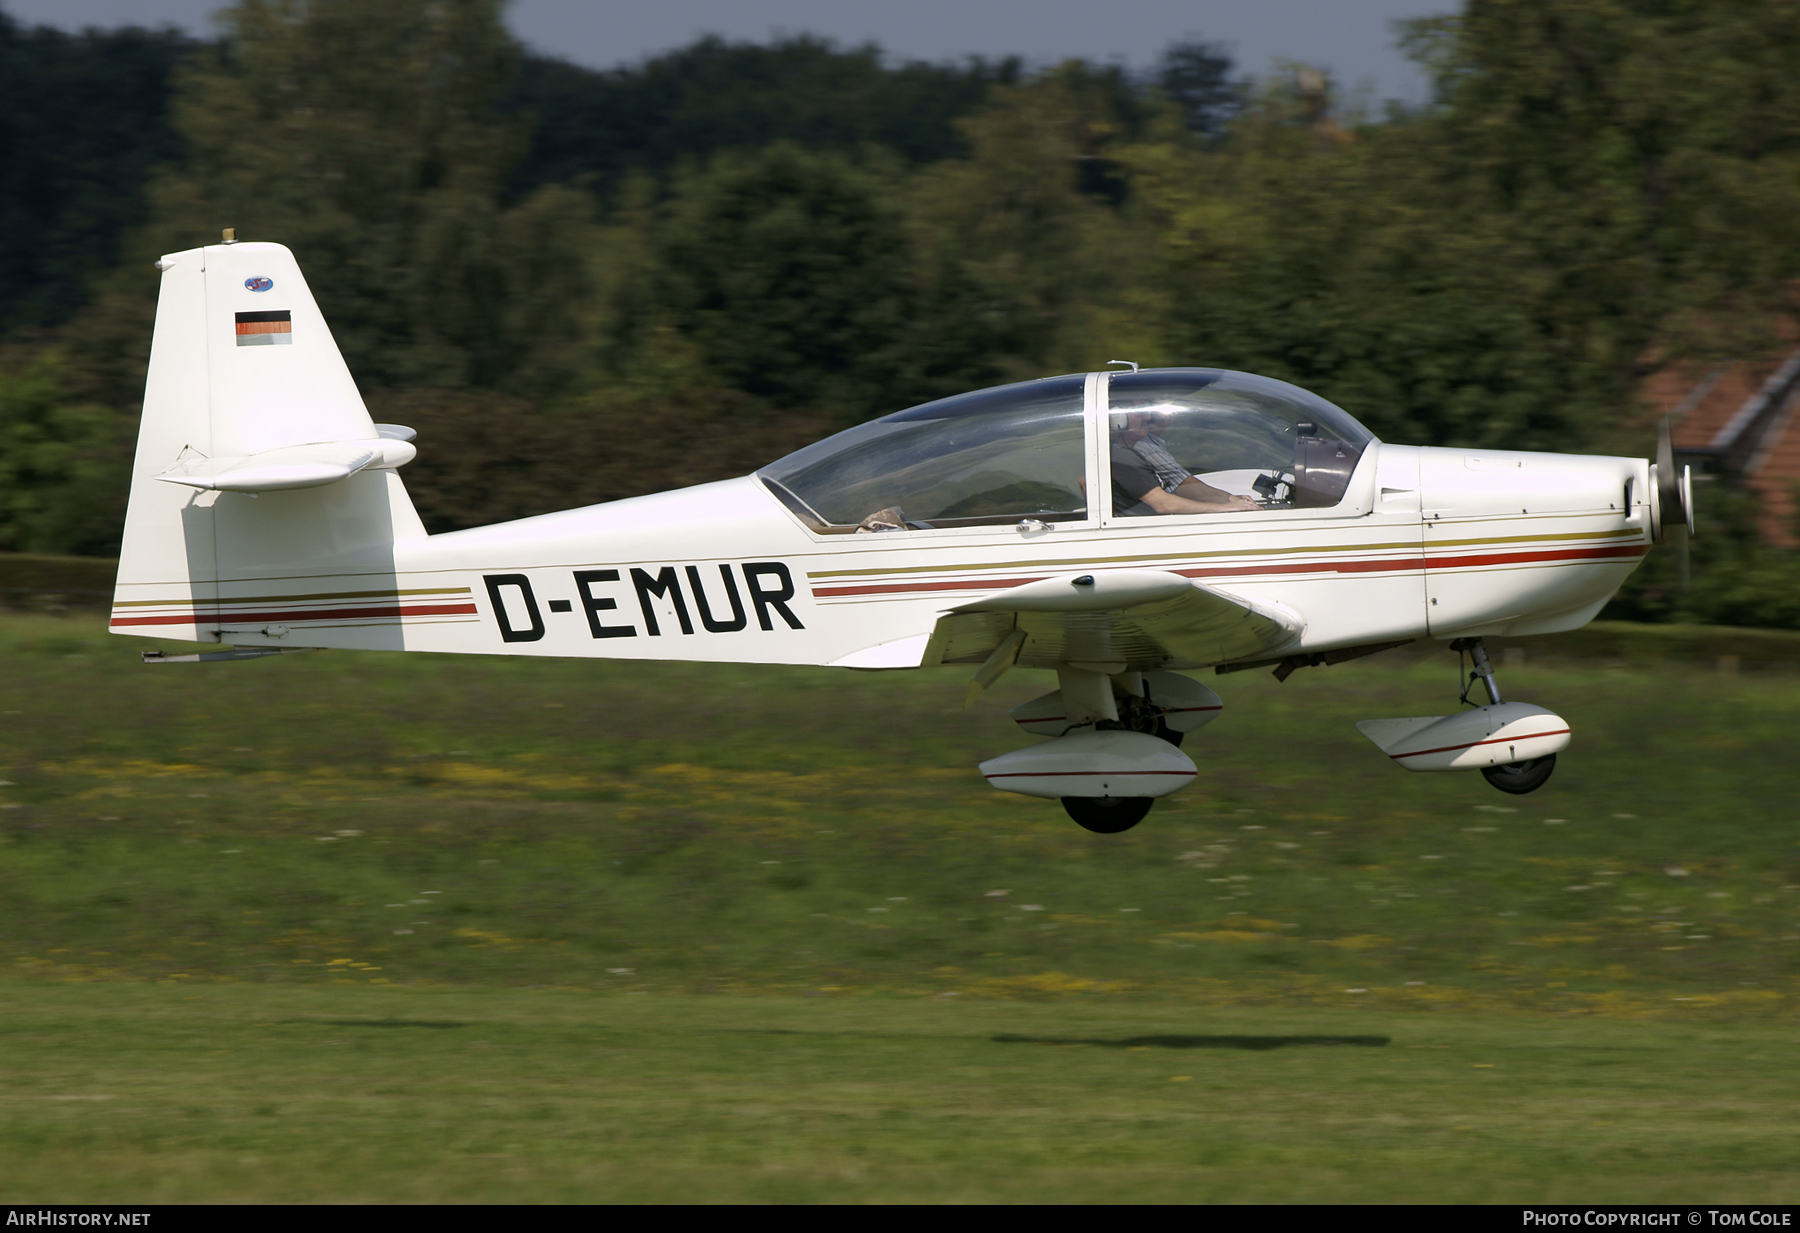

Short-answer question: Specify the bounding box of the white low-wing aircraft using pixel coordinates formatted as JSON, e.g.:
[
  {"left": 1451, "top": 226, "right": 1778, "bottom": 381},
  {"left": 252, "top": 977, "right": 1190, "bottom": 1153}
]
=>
[{"left": 112, "top": 240, "right": 1692, "bottom": 832}]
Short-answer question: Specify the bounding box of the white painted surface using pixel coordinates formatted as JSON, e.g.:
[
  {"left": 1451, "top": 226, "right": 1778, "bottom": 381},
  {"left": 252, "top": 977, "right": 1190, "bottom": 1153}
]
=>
[
  {"left": 1418, "top": 446, "right": 1649, "bottom": 638},
  {"left": 156, "top": 438, "right": 415, "bottom": 492},
  {"left": 203, "top": 242, "right": 376, "bottom": 456},
  {"left": 1356, "top": 702, "right": 1572, "bottom": 772},
  {"left": 829, "top": 633, "right": 932, "bottom": 669},
  {"left": 955, "top": 569, "right": 1192, "bottom": 612},
  {"left": 978, "top": 730, "right": 1197, "bottom": 799}
]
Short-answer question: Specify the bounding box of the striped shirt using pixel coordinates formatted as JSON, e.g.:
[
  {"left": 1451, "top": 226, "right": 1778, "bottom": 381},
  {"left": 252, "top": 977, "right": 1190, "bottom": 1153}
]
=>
[{"left": 1131, "top": 435, "right": 1191, "bottom": 492}]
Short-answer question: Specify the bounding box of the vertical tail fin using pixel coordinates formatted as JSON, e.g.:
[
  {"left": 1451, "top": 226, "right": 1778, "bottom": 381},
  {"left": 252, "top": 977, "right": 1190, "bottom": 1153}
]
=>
[{"left": 113, "top": 240, "right": 425, "bottom": 643}]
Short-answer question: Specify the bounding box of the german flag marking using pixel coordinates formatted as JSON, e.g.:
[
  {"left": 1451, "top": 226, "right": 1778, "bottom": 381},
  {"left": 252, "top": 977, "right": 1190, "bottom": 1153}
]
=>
[{"left": 235, "top": 310, "right": 292, "bottom": 346}]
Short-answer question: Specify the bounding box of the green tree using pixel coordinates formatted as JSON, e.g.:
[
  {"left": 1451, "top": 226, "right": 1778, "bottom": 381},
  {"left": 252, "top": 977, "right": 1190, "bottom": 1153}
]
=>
[
  {"left": 0, "top": 351, "right": 134, "bottom": 556},
  {"left": 1155, "top": 39, "right": 1244, "bottom": 140},
  {"left": 1127, "top": 0, "right": 1800, "bottom": 454},
  {"left": 1401, "top": 0, "right": 1800, "bottom": 428},
  {"left": 0, "top": 13, "right": 193, "bottom": 335},
  {"left": 1126, "top": 79, "right": 1594, "bottom": 450},
  {"left": 1604, "top": 481, "right": 1800, "bottom": 629},
  {"left": 143, "top": 0, "right": 594, "bottom": 394},
  {"left": 595, "top": 68, "right": 1179, "bottom": 421},
  {"left": 505, "top": 36, "right": 1020, "bottom": 200},
  {"left": 645, "top": 145, "right": 925, "bottom": 419},
  {"left": 905, "top": 67, "right": 1173, "bottom": 384}
]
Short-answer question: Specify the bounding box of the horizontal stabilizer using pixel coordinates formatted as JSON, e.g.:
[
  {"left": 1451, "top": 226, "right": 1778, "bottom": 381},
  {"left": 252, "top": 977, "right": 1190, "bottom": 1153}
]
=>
[{"left": 156, "top": 437, "right": 416, "bottom": 493}]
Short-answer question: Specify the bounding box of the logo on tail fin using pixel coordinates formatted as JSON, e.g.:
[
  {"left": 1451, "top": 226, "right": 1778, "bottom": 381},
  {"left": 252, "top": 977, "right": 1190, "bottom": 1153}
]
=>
[{"left": 244, "top": 276, "right": 274, "bottom": 292}]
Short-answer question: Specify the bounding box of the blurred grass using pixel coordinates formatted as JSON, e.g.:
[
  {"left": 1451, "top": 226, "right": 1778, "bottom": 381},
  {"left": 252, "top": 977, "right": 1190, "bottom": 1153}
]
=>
[
  {"left": 0, "top": 611, "right": 1793, "bottom": 1013},
  {"left": 0, "top": 551, "right": 116, "bottom": 611},
  {"left": 5, "top": 986, "right": 1800, "bottom": 1203},
  {"left": 3, "top": 611, "right": 1799, "bottom": 1201}
]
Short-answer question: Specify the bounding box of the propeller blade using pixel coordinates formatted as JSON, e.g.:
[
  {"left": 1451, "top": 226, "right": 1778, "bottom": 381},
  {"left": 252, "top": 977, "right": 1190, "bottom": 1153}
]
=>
[
  {"left": 1676, "top": 462, "right": 1694, "bottom": 589},
  {"left": 1655, "top": 417, "right": 1679, "bottom": 544}
]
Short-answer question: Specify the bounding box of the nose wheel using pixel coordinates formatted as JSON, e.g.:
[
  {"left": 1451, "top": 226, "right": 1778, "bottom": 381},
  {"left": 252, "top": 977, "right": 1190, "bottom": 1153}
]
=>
[
  {"left": 1449, "top": 637, "right": 1557, "bottom": 795},
  {"left": 1061, "top": 796, "right": 1154, "bottom": 833},
  {"left": 1481, "top": 755, "right": 1556, "bottom": 794}
]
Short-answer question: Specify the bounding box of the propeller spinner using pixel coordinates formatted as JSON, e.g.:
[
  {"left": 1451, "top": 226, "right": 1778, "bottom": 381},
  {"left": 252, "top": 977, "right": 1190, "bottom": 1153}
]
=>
[{"left": 1653, "top": 417, "right": 1695, "bottom": 585}]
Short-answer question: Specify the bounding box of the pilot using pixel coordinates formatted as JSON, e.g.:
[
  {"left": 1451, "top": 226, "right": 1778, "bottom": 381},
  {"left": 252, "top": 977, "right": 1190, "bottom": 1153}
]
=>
[{"left": 1111, "top": 408, "right": 1259, "bottom": 516}]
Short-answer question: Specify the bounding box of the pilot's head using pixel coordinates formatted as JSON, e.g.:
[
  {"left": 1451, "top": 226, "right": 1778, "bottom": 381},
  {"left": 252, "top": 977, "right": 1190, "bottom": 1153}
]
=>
[{"left": 1110, "top": 407, "right": 1175, "bottom": 442}]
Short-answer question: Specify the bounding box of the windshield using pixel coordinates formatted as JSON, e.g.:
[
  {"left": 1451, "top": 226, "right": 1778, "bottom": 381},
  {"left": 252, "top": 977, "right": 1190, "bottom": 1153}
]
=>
[{"left": 759, "top": 375, "right": 1088, "bottom": 533}]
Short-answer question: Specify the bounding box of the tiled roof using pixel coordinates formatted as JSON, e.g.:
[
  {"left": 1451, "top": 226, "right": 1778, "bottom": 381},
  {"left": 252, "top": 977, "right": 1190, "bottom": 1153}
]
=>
[{"left": 1652, "top": 352, "right": 1800, "bottom": 546}]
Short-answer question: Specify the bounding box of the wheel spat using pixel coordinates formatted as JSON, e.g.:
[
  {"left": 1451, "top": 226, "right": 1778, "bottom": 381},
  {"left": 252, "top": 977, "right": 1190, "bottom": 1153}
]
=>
[{"left": 1060, "top": 796, "right": 1154, "bottom": 833}]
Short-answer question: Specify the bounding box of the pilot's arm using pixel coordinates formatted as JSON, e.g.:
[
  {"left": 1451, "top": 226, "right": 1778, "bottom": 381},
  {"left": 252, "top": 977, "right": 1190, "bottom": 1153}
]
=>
[
  {"left": 1169, "top": 475, "right": 1259, "bottom": 510},
  {"left": 1138, "top": 484, "right": 1259, "bottom": 514},
  {"left": 1112, "top": 441, "right": 1256, "bottom": 515}
]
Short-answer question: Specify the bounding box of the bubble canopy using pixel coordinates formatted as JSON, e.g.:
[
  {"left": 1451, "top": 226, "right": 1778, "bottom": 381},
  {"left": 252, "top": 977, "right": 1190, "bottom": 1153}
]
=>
[
  {"left": 757, "top": 369, "right": 1374, "bottom": 532},
  {"left": 1107, "top": 369, "right": 1374, "bottom": 514},
  {"left": 759, "top": 374, "right": 1087, "bottom": 532}
]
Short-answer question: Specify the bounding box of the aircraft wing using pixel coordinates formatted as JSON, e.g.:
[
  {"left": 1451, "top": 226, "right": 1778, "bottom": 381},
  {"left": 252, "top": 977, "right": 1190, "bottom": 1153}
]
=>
[{"left": 923, "top": 569, "right": 1304, "bottom": 673}]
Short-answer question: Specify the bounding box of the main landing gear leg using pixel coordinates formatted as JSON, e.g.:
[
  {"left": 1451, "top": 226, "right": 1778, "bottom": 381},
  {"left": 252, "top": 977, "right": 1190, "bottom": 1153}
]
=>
[
  {"left": 1045, "top": 666, "right": 1184, "bottom": 832},
  {"left": 1451, "top": 636, "right": 1556, "bottom": 795},
  {"left": 1459, "top": 637, "right": 1503, "bottom": 706}
]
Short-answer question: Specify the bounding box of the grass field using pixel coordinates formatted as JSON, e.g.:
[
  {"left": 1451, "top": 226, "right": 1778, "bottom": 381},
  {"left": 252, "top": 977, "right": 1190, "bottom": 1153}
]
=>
[
  {"left": 1, "top": 612, "right": 1797, "bottom": 1201},
  {"left": 8, "top": 986, "right": 1800, "bottom": 1203}
]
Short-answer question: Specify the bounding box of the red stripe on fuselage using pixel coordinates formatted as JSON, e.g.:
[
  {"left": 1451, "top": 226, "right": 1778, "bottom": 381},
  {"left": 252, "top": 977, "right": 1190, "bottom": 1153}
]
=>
[
  {"left": 1178, "top": 543, "right": 1644, "bottom": 582},
  {"left": 109, "top": 602, "right": 478, "bottom": 628},
  {"left": 811, "top": 544, "right": 1645, "bottom": 599}
]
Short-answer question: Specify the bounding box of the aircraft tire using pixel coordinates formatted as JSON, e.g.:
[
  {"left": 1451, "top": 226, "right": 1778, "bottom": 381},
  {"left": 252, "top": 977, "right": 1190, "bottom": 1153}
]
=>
[
  {"left": 1061, "top": 796, "right": 1154, "bottom": 833},
  {"left": 1480, "top": 754, "right": 1556, "bottom": 795},
  {"left": 1154, "top": 719, "right": 1184, "bottom": 747}
]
